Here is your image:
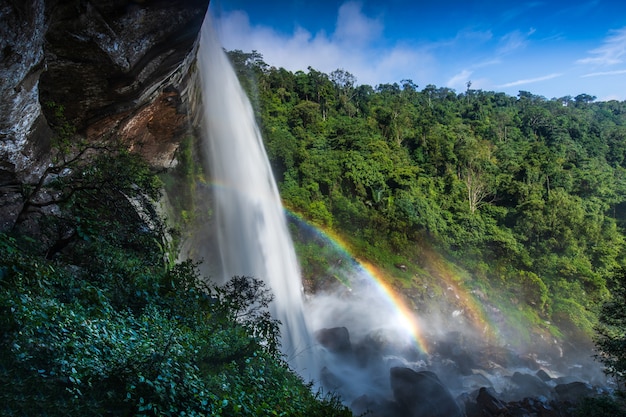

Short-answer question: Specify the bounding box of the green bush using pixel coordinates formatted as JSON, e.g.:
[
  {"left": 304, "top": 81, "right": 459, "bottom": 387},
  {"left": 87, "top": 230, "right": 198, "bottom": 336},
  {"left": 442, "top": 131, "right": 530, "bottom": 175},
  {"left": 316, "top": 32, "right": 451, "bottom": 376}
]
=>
[{"left": 0, "top": 148, "right": 351, "bottom": 416}]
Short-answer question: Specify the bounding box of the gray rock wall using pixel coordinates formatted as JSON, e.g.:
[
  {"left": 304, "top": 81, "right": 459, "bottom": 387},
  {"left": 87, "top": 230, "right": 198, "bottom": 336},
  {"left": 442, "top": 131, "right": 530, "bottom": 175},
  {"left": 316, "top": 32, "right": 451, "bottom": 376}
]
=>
[{"left": 0, "top": 0, "right": 210, "bottom": 231}]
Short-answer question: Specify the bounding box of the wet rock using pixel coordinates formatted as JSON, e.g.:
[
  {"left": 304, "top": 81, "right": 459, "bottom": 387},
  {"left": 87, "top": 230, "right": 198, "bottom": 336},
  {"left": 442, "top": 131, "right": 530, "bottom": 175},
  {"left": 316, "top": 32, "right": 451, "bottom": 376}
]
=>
[
  {"left": 510, "top": 371, "right": 552, "bottom": 400},
  {"left": 536, "top": 369, "right": 553, "bottom": 382},
  {"left": 353, "top": 337, "right": 383, "bottom": 368},
  {"left": 555, "top": 381, "right": 596, "bottom": 404},
  {"left": 514, "top": 354, "right": 541, "bottom": 371},
  {"left": 315, "top": 327, "right": 352, "bottom": 354},
  {"left": 476, "top": 387, "right": 508, "bottom": 416},
  {"left": 507, "top": 397, "right": 560, "bottom": 417},
  {"left": 461, "top": 373, "right": 494, "bottom": 393},
  {"left": 457, "top": 392, "right": 481, "bottom": 417},
  {"left": 390, "top": 367, "right": 464, "bottom": 417},
  {"left": 351, "top": 394, "right": 389, "bottom": 417}
]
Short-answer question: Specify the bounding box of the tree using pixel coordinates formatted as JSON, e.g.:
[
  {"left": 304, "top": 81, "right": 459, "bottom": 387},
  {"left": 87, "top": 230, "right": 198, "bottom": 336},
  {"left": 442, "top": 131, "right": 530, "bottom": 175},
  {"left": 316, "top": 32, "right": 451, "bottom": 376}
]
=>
[
  {"left": 462, "top": 165, "right": 493, "bottom": 213},
  {"left": 595, "top": 269, "right": 626, "bottom": 386}
]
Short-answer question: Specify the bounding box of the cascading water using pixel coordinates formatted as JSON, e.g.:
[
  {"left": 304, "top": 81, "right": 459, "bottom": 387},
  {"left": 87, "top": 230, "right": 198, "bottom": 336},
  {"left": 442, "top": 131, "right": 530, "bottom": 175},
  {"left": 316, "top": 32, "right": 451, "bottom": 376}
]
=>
[{"left": 196, "top": 19, "right": 316, "bottom": 378}]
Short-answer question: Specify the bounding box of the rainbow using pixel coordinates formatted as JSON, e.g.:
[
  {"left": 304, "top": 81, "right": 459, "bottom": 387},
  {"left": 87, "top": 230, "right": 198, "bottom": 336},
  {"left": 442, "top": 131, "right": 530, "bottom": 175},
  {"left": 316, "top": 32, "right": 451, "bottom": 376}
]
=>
[
  {"left": 202, "top": 176, "right": 503, "bottom": 353},
  {"left": 285, "top": 209, "right": 431, "bottom": 355}
]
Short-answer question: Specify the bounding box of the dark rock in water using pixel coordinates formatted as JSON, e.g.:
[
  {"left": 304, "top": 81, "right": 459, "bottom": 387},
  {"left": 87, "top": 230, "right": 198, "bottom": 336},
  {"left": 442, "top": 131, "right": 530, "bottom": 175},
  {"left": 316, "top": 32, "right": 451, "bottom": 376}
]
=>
[
  {"left": 476, "top": 387, "right": 508, "bottom": 416},
  {"left": 536, "top": 368, "right": 553, "bottom": 382},
  {"left": 461, "top": 372, "right": 494, "bottom": 392},
  {"left": 315, "top": 327, "right": 352, "bottom": 354},
  {"left": 390, "top": 367, "right": 464, "bottom": 417},
  {"left": 506, "top": 397, "right": 559, "bottom": 417},
  {"left": 510, "top": 371, "right": 552, "bottom": 400},
  {"left": 555, "top": 381, "right": 596, "bottom": 404}
]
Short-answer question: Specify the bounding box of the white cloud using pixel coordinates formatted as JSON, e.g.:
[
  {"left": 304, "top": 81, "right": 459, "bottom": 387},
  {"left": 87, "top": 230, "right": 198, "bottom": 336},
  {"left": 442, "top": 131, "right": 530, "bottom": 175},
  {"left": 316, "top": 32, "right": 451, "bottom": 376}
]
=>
[
  {"left": 473, "top": 58, "right": 502, "bottom": 68},
  {"left": 498, "top": 73, "right": 562, "bottom": 88},
  {"left": 212, "top": 3, "right": 433, "bottom": 87},
  {"left": 577, "top": 27, "right": 626, "bottom": 66},
  {"left": 447, "top": 70, "right": 473, "bottom": 89},
  {"left": 497, "top": 28, "right": 536, "bottom": 55},
  {"left": 581, "top": 69, "right": 626, "bottom": 77},
  {"left": 333, "top": 1, "right": 383, "bottom": 46}
]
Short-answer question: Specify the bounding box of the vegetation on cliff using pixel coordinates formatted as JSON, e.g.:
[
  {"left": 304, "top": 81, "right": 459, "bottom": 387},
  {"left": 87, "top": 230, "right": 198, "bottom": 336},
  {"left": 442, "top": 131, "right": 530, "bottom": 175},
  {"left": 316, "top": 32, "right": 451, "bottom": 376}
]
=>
[{"left": 0, "top": 142, "right": 350, "bottom": 416}]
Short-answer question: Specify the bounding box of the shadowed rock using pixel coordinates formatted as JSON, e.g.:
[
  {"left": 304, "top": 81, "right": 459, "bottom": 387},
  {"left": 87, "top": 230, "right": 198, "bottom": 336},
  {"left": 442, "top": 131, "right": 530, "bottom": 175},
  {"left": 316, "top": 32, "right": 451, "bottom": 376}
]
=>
[
  {"left": 476, "top": 387, "right": 508, "bottom": 415},
  {"left": 536, "top": 369, "right": 553, "bottom": 382},
  {"left": 390, "top": 367, "right": 464, "bottom": 417},
  {"left": 510, "top": 371, "right": 552, "bottom": 400},
  {"left": 555, "top": 381, "right": 596, "bottom": 404},
  {"left": 315, "top": 327, "right": 352, "bottom": 354}
]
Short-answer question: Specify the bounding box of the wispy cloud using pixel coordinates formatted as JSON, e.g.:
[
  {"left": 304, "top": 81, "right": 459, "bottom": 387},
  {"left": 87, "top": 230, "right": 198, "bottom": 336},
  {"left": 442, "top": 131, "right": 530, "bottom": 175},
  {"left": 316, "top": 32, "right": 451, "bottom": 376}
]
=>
[
  {"left": 447, "top": 70, "right": 473, "bottom": 89},
  {"left": 577, "top": 27, "right": 626, "bottom": 66},
  {"left": 581, "top": 69, "right": 626, "bottom": 77},
  {"left": 498, "top": 73, "right": 562, "bottom": 88},
  {"left": 473, "top": 58, "right": 501, "bottom": 68},
  {"left": 497, "top": 28, "right": 536, "bottom": 54}
]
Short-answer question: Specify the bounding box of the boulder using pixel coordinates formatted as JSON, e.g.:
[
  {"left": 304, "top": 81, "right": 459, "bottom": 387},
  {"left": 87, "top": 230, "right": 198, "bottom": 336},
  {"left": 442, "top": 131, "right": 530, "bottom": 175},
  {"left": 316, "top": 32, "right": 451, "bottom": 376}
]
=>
[
  {"left": 390, "top": 367, "right": 464, "bottom": 417},
  {"left": 555, "top": 381, "right": 596, "bottom": 404},
  {"left": 510, "top": 371, "right": 552, "bottom": 400},
  {"left": 535, "top": 369, "right": 553, "bottom": 382},
  {"left": 476, "top": 387, "right": 508, "bottom": 416},
  {"left": 315, "top": 327, "right": 352, "bottom": 354}
]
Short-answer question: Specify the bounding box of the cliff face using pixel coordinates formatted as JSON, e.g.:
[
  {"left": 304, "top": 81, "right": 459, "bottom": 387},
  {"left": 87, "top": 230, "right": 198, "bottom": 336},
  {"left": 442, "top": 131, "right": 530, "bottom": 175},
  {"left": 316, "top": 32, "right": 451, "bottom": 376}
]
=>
[{"left": 0, "top": 0, "right": 210, "bottom": 231}]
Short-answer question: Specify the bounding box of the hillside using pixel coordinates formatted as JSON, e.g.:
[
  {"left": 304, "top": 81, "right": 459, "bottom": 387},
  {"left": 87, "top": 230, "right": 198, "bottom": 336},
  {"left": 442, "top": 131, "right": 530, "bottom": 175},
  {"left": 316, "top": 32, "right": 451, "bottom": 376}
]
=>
[{"left": 227, "top": 50, "right": 626, "bottom": 350}]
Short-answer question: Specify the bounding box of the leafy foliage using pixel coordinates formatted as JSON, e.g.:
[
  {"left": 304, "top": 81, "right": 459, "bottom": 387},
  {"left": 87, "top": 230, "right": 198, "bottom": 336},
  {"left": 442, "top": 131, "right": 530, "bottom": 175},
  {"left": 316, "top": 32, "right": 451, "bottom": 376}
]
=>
[{"left": 0, "top": 145, "right": 350, "bottom": 416}]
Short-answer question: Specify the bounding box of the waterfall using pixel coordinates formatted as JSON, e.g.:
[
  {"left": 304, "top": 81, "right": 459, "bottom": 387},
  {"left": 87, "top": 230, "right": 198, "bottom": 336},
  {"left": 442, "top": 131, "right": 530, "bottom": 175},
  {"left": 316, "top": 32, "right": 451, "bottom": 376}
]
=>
[{"left": 196, "top": 19, "right": 316, "bottom": 378}]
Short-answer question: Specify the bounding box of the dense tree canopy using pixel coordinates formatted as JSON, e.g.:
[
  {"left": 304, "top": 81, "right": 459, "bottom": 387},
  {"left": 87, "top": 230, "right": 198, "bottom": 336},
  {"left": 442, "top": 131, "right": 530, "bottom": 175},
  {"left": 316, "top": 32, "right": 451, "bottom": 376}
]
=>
[{"left": 228, "top": 50, "right": 626, "bottom": 341}]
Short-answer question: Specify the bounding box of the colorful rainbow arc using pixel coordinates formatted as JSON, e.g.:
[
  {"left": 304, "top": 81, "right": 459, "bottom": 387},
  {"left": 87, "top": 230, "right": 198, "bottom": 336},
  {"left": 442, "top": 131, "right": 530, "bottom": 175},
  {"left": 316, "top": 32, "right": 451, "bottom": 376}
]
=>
[
  {"left": 203, "top": 180, "right": 500, "bottom": 354},
  {"left": 285, "top": 209, "right": 431, "bottom": 355}
]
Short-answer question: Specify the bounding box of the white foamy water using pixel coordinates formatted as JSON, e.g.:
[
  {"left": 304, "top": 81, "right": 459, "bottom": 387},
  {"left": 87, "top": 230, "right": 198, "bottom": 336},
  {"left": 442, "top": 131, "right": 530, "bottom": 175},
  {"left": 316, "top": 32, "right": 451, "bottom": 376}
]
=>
[{"left": 196, "top": 19, "right": 316, "bottom": 378}]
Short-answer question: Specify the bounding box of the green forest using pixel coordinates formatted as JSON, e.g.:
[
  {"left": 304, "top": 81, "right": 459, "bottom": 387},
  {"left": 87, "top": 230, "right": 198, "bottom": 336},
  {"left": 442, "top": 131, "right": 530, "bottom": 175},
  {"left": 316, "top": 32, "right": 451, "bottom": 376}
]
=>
[{"left": 228, "top": 49, "right": 626, "bottom": 345}]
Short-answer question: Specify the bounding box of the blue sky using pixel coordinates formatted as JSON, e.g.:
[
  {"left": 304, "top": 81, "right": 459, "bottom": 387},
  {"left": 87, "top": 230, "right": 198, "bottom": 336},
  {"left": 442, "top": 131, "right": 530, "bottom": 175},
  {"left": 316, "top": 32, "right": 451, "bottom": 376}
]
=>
[{"left": 209, "top": 1, "right": 626, "bottom": 101}]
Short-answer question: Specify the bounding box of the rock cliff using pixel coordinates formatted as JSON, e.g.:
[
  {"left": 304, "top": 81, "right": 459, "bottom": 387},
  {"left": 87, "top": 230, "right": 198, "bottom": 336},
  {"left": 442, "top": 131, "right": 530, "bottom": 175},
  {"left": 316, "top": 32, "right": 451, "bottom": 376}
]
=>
[{"left": 0, "top": 0, "right": 210, "bottom": 231}]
